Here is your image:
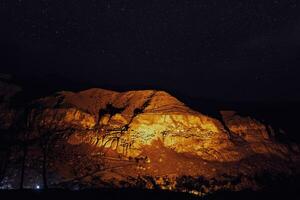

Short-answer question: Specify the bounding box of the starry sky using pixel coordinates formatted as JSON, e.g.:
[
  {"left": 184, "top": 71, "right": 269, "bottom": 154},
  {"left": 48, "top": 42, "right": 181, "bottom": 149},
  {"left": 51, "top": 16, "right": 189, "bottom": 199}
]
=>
[{"left": 1, "top": 0, "right": 300, "bottom": 102}]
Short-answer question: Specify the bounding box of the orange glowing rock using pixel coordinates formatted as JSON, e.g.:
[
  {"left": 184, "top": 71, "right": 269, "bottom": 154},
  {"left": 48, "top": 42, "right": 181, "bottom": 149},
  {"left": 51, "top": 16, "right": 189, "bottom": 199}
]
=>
[
  {"left": 28, "top": 88, "right": 297, "bottom": 163},
  {"left": 17, "top": 87, "right": 299, "bottom": 193}
]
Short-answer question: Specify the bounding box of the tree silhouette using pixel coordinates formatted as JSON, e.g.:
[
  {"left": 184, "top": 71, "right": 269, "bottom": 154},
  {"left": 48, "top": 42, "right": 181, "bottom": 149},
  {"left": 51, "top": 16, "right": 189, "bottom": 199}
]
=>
[
  {"left": 41, "top": 130, "right": 51, "bottom": 189},
  {"left": 19, "top": 130, "right": 28, "bottom": 189}
]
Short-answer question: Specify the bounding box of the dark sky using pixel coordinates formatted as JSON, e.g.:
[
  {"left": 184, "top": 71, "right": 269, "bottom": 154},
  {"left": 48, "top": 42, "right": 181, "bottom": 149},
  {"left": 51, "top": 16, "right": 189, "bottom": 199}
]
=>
[{"left": 1, "top": 0, "right": 300, "bottom": 102}]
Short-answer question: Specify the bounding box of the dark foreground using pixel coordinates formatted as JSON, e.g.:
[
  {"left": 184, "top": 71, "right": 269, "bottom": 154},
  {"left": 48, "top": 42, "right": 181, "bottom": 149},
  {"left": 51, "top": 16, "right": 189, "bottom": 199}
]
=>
[
  {"left": 1, "top": 174, "right": 300, "bottom": 200},
  {"left": 0, "top": 185, "right": 299, "bottom": 200}
]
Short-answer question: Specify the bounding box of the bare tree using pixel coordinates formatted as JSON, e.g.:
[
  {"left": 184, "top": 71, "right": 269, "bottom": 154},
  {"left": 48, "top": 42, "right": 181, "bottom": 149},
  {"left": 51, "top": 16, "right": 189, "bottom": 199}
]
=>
[
  {"left": 40, "top": 129, "right": 53, "bottom": 189},
  {"left": 0, "top": 130, "right": 11, "bottom": 185}
]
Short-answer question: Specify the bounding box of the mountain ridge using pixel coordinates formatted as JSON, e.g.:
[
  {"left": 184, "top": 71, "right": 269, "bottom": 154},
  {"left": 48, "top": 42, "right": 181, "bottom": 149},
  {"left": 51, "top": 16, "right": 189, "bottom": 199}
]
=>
[{"left": 0, "top": 81, "right": 299, "bottom": 196}]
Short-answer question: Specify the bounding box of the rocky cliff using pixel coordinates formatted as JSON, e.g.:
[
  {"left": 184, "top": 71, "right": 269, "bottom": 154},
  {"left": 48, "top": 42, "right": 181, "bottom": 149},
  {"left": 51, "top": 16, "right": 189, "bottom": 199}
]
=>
[{"left": 0, "top": 85, "right": 299, "bottom": 196}]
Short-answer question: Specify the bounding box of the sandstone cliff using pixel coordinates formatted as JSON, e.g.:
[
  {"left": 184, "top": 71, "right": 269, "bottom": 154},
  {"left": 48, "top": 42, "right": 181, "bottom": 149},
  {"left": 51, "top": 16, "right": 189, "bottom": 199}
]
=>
[
  {"left": 0, "top": 86, "right": 299, "bottom": 196},
  {"left": 28, "top": 89, "right": 295, "bottom": 162}
]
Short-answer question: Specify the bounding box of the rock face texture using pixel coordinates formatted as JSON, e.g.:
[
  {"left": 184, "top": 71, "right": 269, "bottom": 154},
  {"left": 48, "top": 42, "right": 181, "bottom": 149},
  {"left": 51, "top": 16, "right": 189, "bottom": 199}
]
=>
[
  {"left": 0, "top": 86, "right": 299, "bottom": 195},
  {"left": 29, "top": 89, "right": 294, "bottom": 162}
]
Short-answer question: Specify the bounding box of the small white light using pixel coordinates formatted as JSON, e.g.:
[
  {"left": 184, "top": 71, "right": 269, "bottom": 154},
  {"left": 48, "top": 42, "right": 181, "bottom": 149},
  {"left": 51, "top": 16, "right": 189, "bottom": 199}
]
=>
[{"left": 36, "top": 185, "right": 40, "bottom": 189}]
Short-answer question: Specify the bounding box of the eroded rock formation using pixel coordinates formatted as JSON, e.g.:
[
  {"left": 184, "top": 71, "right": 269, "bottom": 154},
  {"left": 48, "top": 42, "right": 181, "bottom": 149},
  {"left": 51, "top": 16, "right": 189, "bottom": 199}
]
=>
[
  {"left": 29, "top": 89, "right": 295, "bottom": 162},
  {"left": 0, "top": 86, "right": 299, "bottom": 196}
]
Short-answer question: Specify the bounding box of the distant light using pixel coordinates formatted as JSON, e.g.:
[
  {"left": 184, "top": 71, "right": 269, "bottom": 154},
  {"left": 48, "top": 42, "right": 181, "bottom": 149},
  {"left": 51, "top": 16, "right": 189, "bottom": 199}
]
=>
[{"left": 35, "top": 185, "right": 40, "bottom": 189}]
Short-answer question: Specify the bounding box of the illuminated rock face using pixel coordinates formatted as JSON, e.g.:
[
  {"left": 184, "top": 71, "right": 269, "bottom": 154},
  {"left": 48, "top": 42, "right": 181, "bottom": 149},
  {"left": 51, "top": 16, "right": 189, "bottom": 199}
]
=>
[
  {"left": 125, "top": 113, "right": 241, "bottom": 161},
  {"left": 29, "top": 89, "right": 233, "bottom": 161},
  {"left": 6, "top": 87, "right": 296, "bottom": 193},
  {"left": 29, "top": 108, "right": 96, "bottom": 131},
  {"left": 29, "top": 88, "right": 295, "bottom": 163},
  {"left": 221, "top": 111, "right": 291, "bottom": 159}
]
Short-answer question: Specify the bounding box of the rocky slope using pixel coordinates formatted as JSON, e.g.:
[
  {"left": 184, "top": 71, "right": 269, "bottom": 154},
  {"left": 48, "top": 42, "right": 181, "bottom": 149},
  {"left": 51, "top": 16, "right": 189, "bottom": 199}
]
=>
[
  {"left": 0, "top": 80, "right": 21, "bottom": 130},
  {"left": 0, "top": 84, "right": 299, "bottom": 196}
]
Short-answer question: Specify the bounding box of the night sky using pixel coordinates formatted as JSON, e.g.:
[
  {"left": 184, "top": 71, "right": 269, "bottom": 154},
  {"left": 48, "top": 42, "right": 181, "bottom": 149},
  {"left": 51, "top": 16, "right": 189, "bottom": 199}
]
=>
[{"left": 1, "top": 0, "right": 300, "bottom": 102}]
